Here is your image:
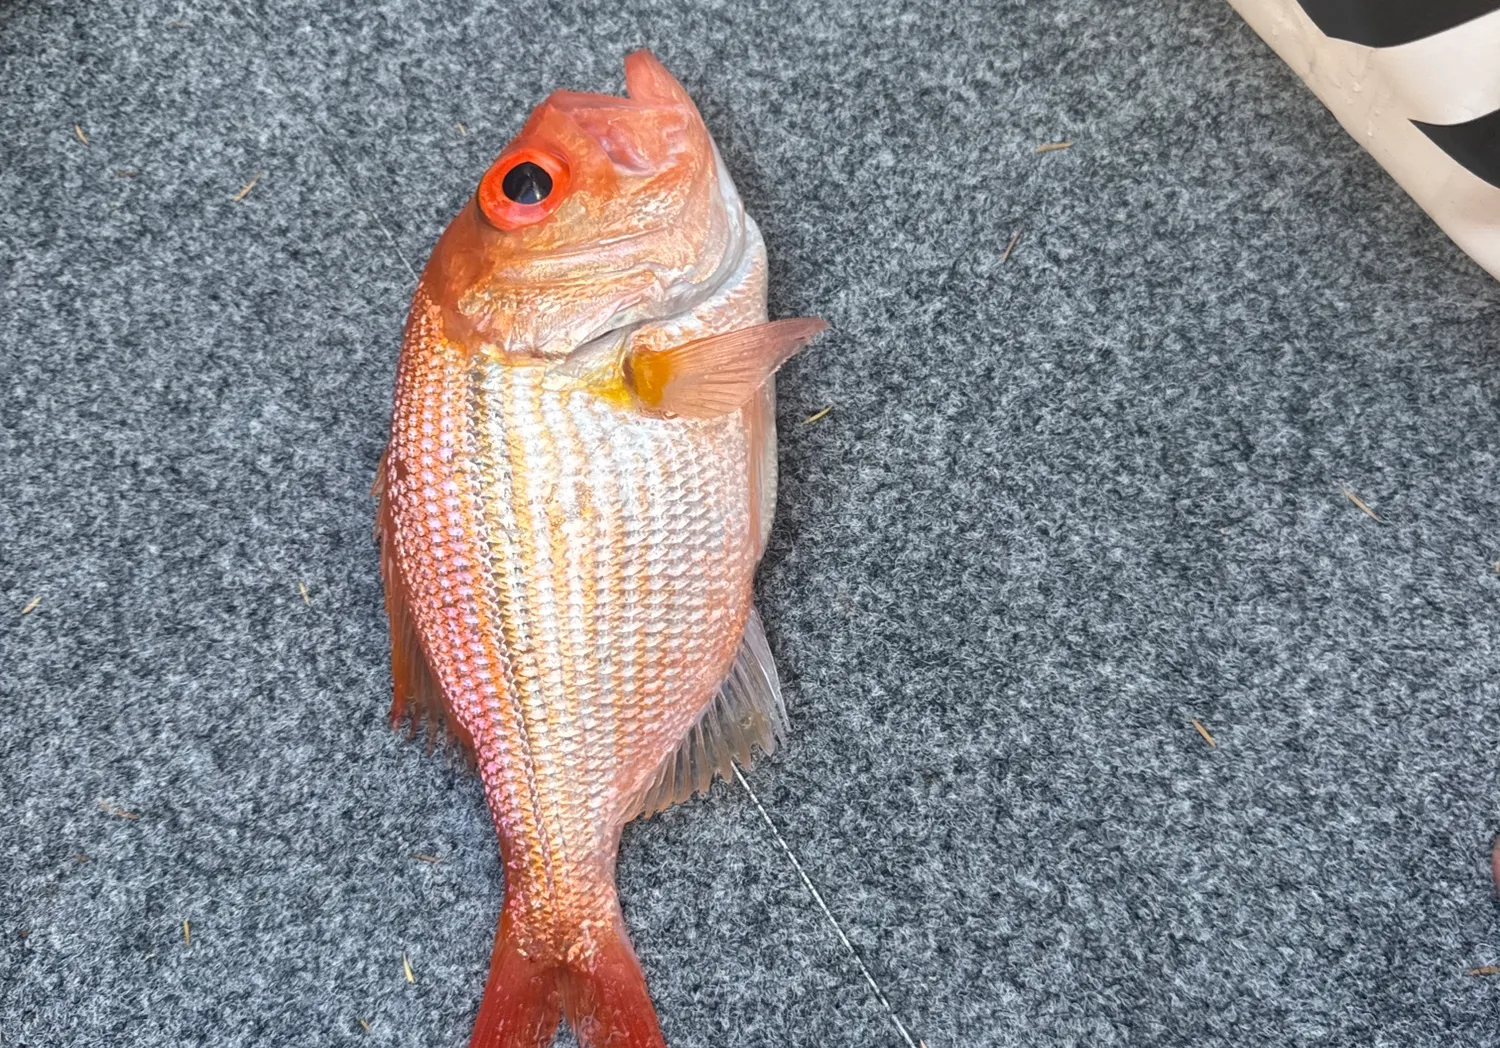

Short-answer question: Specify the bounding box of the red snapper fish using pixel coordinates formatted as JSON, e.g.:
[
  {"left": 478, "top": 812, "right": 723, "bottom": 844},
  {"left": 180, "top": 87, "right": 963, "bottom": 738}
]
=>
[{"left": 375, "top": 50, "right": 824, "bottom": 1048}]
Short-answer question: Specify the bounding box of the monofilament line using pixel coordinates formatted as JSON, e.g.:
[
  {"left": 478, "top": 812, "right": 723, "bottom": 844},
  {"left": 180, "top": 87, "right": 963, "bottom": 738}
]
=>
[{"left": 732, "top": 764, "right": 920, "bottom": 1048}]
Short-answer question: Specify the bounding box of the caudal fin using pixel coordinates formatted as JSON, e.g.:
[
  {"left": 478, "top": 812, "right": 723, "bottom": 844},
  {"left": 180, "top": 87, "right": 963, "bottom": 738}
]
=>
[
  {"left": 558, "top": 916, "right": 666, "bottom": 1048},
  {"left": 469, "top": 909, "right": 665, "bottom": 1048},
  {"left": 468, "top": 917, "right": 563, "bottom": 1048}
]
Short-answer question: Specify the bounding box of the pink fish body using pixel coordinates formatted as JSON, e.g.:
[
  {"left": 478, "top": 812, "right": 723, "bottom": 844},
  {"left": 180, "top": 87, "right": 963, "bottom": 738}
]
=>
[{"left": 375, "top": 51, "right": 824, "bottom": 1047}]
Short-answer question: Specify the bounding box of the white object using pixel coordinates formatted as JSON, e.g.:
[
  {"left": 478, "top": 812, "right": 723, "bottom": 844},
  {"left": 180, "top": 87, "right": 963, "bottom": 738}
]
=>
[{"left": 1229, "top": 0, "right": 1500, "bottom": 280}]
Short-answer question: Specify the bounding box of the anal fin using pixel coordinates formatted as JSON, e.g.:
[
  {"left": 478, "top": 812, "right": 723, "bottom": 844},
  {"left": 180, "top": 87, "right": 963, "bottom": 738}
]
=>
[
  {"left": 375, "top": 449, "right": 475, "bottom": 762},
  {"left": 625, "top": 606, "right": 787, "bottom": 822}
]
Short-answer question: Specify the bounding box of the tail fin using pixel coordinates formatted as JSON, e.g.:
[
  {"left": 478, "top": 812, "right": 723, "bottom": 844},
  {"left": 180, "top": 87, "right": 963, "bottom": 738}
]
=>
[
  {"left": 469, "top": 908, "right": 665, "bottom": 1048},
  {"left": 558, "top": 915, "right": 666, "bottom": 1048},
  {"left": 468, "top": 916, "right": 563, "bottom": 1048}
]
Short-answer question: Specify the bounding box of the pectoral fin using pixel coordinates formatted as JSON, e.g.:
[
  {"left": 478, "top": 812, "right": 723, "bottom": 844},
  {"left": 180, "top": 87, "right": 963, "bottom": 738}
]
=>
[{"left": 626, "top": 317, "right": 826, "bottom": 418}]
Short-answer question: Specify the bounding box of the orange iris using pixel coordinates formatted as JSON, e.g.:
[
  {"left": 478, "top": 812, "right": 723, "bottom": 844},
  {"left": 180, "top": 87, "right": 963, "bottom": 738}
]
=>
[{"left": 477, "top": 148, "right": 571, "bottom": 230}]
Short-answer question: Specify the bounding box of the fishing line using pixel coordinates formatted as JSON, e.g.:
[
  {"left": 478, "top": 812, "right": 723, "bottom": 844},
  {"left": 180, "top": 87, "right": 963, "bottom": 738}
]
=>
[{"left": 733, "top": 764, "right": 922, "bottom": 1048}]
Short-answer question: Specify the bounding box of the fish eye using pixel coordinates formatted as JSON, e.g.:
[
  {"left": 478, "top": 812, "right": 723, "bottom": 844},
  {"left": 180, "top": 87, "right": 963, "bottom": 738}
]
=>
[
  {"left": 478, "top": 149, "right": 570, "bottom": 230},
  {"left": 501, "top": 162, "right": 552, "bottom": 204}
]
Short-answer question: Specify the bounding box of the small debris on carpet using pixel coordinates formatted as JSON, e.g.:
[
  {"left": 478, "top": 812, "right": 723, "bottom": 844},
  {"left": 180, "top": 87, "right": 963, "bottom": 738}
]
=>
[{"left": 232, "top": 171, "right": 262, "bottom": 202}]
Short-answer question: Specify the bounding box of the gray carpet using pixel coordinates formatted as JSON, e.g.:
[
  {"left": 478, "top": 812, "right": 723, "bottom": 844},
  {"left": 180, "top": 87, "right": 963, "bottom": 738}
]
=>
[{"left": 5, "top": 0, "right": 1500, "bottom": 1045}]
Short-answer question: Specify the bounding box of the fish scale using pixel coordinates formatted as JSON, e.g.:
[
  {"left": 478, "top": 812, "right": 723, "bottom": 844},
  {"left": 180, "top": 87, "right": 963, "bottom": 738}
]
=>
[{"left": 447, "top": 356, "right": 755, "bottom": 948}]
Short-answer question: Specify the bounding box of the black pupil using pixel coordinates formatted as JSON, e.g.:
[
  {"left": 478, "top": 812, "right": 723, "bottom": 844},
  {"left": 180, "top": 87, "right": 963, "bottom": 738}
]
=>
[{"left": 501, "top": 162, "right": 552, "bottom": 205}]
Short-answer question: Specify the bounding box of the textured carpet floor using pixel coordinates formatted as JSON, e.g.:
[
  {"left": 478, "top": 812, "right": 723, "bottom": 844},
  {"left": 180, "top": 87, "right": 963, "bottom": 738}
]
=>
[{"left": 4, "top": 1, "right": 1500, "bottom": 1045}]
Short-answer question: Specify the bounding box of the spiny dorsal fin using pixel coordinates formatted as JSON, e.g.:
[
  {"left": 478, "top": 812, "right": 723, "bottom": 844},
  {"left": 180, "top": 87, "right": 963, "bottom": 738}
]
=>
[
  {"left": 626, "top": 606, "right": 787, "bottom": 822},
  {"left": 375, "top": 449, "right": 476, "bottom": 763}
]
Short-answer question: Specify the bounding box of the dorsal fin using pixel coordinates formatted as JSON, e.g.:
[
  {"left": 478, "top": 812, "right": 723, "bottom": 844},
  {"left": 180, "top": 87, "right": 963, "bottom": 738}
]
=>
[
  {"left": 625, "top": 606, "right": 787, "bottom": 822},
  {"left": 374, "top": 450, "right": 476, "bottom": 762}
]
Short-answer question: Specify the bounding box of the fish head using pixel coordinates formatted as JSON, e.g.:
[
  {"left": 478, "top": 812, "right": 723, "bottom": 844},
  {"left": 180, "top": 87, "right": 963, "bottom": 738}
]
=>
[{"left": 422, "top": 50, "right": 749, "bottom": 360}]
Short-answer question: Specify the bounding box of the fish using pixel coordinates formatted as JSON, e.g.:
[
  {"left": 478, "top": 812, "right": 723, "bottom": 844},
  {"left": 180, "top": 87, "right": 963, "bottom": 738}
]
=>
[{"left": 374, "top": 50, "right": 825, "bottom": 1048}]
